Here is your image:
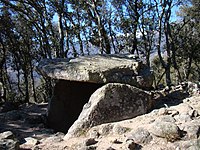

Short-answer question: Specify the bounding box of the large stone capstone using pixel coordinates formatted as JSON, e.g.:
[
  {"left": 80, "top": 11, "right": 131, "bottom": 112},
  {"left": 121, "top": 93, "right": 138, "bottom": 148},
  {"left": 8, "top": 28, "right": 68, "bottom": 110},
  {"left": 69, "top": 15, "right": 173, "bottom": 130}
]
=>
[
  {"left": 37, "top": 54, "right": 153, "bottom": 133},
  {"left": 38, "top": 54, "right": 153, "bottom": 89}
]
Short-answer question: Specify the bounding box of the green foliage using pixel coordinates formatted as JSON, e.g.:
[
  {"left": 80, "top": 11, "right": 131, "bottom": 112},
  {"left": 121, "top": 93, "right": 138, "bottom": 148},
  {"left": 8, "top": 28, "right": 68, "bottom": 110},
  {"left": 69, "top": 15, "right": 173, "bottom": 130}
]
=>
[
  {"left": 0, "top": 0, "right": 199, "bottom": 104},
  {"left": 173, "top": 0, "right": 200, "bottom": 81}
]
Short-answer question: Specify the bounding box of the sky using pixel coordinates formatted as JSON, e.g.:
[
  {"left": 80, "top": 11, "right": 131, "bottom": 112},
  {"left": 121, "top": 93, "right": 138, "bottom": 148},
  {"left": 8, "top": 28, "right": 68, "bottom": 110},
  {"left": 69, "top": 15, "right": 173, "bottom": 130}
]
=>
[
  {"left": 171, "top": 5, "right": 181, "bottom": 22},
  {"left": 52, "top": 1, "right": 181, "bottom": 23}
]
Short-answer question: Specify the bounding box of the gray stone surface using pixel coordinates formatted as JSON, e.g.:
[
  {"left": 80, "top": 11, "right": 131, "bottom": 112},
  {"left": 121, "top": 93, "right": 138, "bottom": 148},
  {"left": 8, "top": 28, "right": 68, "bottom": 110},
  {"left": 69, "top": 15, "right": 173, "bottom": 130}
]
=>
[
  {"left": 127, "top": 128, "right": 152, "bottom": 145},
  {"left": 124, "top": 139, "right": 136, "bottom": 150},
  {"left": 98, "top": 124, "right": 114, "bottom": 136},
  {"left": 150, "top": 121, "right": 181, "bottom": 141},
  {"left": 112, "top": 124, "right": 130, "bottom": 135},
  {"left": 38, "top": 55, "right": 153, "bottom": 90},
  {"left": 71, "top": 138, "right": 98, "bottom": 150},
  {"left": 0, "top": 139, "right": 19, "bottom": 150},
  {"left": 156, "top": 115, "right": 176, "bottom": 123},
  {"left": 178, "top": 139, "right": 200, "bottom": 150},
  {"left": 24, "top": 137, "right": 39, "bottom": 146},
  {"left": 64, "top": 83, "right": 152, "bottom": 140},
  {"left": 0, "top": 131, "right": 19, "bottom": 150},
  {"left": 38, "top": 54, "right": 154, "bottom": 133},
  {"left": 0, "top": 131, "right": 14, "bottom": 140},
  {"left": 183, "top": 124, "right": 200, "bottom": 139}
]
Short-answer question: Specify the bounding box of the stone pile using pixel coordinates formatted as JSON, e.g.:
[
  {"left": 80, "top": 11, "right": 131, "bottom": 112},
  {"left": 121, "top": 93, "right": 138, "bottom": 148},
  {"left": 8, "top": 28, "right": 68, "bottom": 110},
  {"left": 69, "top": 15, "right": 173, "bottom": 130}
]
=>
[
  {"left": 37, "top": 54, "right": 200, "bottom": 149},
  {"left": 65, "top": 95, "right": 200, "bottom": 150},
  {"left": 0, "top": 87, "right": 200, "bottom": 150}
]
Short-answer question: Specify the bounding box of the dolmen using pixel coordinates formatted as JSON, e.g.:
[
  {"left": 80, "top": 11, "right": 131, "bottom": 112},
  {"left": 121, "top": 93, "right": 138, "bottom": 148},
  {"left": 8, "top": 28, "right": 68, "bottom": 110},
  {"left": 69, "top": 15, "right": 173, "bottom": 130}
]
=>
[{"left": 37, "top": 54, "right": 154, "bottom": 139}]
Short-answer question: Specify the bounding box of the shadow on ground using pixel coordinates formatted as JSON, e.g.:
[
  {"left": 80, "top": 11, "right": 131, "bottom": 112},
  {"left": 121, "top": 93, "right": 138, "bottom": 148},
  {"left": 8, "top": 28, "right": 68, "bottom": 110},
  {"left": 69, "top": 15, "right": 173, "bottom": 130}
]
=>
[{"left": 0, "top": 103, "right": 54, "bottom": 144}]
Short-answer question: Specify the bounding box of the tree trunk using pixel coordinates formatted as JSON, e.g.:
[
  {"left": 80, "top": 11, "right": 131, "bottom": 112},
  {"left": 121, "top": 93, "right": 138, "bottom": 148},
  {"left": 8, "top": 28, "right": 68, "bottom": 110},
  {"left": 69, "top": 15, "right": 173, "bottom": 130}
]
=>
[
  {"left": 0, "top": 41, "right": 6, "bottom": 102},
  {"left": 90, "top": 2, "right": 111, "bottom": 54},
  {"left": 30, "top": 62, "right": 37, "bottom": 102},
  {"left": 186, "top": 56, "right": 193, "bottom": 80},
  {"left": 76, "top": 9, "right": 84, "bottom": 56},
  {"left": 127, "top": 0, "right": 140, "bottom": 55},
  {"left": 23, "top": 70, "right": 30, "bottom": 103},
  {"left": 57, "top": 0, "right": 65, "bottom": 58}
]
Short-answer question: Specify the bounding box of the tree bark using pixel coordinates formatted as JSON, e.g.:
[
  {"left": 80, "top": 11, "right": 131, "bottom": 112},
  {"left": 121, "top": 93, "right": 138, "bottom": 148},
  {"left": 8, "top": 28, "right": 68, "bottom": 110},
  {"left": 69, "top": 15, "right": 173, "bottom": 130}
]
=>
[{"left": 57, "top": 0, "right": 65, "bottom": 58}]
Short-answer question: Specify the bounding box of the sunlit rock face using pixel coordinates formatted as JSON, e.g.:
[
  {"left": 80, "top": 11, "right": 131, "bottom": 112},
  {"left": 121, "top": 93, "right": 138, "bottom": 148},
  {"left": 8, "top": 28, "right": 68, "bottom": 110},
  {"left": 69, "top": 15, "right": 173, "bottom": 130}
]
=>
[
  {"left": 37, "top": 54, "right": 153, "bottom": 90},
  {"left": 64, "top": 83, "right": 152, "bottom": 139}
]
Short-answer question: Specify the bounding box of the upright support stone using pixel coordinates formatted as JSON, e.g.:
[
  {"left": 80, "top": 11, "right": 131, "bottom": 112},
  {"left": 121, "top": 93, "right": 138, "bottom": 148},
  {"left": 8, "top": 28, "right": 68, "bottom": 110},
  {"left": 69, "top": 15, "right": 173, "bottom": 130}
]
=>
[{"left": 64, "top": 83, "right": 152, "bottom": 139}]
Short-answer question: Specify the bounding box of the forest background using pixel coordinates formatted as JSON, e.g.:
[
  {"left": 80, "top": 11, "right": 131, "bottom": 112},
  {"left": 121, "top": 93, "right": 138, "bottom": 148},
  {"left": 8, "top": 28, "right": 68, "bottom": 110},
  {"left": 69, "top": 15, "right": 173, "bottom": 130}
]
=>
[{"left": 0, "top": 0, "right": 199, "bottom": 104}]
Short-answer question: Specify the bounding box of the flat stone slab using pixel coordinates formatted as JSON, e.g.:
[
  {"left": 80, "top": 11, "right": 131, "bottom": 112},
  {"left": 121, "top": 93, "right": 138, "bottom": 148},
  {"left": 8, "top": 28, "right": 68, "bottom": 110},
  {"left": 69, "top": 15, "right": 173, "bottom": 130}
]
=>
[{"left": 38, "top": 55, "right": 153, "bottom": 89}]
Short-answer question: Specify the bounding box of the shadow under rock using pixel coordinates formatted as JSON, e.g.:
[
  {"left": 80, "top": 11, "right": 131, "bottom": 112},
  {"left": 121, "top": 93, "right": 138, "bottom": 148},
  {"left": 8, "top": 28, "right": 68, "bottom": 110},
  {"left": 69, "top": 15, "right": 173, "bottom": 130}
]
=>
[
  {"left": 151, "top": 89, "right": 189, "bottom": 110},
  {"left": 135, "top": 144, "right": 143, "bottom": 150}
]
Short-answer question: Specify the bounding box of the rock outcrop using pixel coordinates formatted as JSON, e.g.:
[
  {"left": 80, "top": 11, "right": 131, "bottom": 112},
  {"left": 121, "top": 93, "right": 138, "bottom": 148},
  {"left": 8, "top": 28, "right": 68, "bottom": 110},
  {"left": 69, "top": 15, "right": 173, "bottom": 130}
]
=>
[
  {"left": 66, "top": 95, "right": 200, "bottom": 150},
  {"left": 64, "top": 83, "right": 152, "bottom": 140},
  {"left": 0, "top": 90, "right": 200, "bottom": 150},
  {"left": 38, "top": 54, "right": 154, "bottom": 133}
]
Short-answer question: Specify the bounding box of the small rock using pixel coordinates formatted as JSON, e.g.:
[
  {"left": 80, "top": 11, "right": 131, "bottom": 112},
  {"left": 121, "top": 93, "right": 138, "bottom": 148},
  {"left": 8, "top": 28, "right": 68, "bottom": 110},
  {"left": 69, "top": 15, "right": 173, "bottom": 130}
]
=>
[
  {"left": 24, "top": 137, "right": 39, "bottom": 146},
  {"left": 54, "top": 132, "right": 65, "bottom": 137},
  {"left": 174, "top": 114, "right": 192, "bottom": 123},
  {"left": 88, "top": 129, "right": 100, "bottom": 139},
  {"left": 72, "top": 142, "right": 97, "bottom": 150},
  {"left": 0, "top": 131, "right": 19, "bottom": 150},
  {"left": 127, "top": 128, "right": 152, "bottom": 144},
  {"left": 157, "top": 115, "right": 176, "bottom": 123},
  {"left": 0, "top": 131, "right": 15, "bottom": 140},
  {"left": 40, "top": 132, "right": 64, "bottom": 143},
  {"left": 187, "top": 82, "right": 200, "bottom": 96},
  {"left": 180, "top": 139, "right": 200, "bottom": 150},
  {"left": 183, "top": 125, "right": 200, "bottom": 139},
  {"left": 171, "top": 103, "right": 193, "bottom": 115},
  {"left": 124, "top": 139, "right": 136, "bottom": 150},
  {"left": 112, "top": 124, "right": 130, "bottom": 135},
  {"left": 167, "top": 109, "right": 179, "bottom": 116},
  {"left": 150, "top": 121, "right": 180, "bottom": 141},
  {"left": 99, "top": 124, "right": 113, "bottom": 136},
  {"left": 0, "top": 139, "right": 19, "bottom": 150},
  {"left": 158, "top": 108, "right": 168, "bottom": 115}
]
